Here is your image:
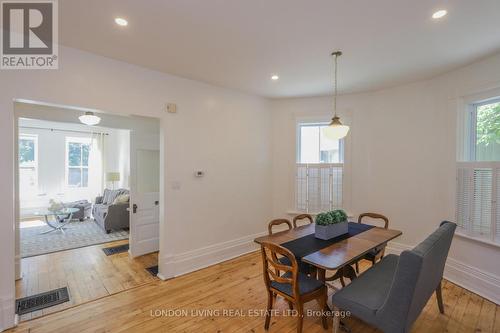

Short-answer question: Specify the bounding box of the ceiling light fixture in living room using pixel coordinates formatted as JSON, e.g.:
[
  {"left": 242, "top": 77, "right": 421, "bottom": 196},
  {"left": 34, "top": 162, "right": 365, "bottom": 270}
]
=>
[{"left": 79, "top": 112, "right": 101, "bottom": 126}]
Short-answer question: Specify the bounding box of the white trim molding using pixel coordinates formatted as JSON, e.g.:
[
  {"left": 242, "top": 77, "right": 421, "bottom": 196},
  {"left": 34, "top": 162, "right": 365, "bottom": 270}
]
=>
[
  {"left": 386, "top": 241, "right": 500, "bottom": 305},
  {"left": 158, "top": 231, "right": 266, "bottom": 280},
  {"left": 0, "top": 294, "right": 16, "bottom": 332}
]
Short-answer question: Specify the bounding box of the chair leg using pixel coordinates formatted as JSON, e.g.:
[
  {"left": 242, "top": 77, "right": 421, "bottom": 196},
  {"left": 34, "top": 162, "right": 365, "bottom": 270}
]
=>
[
  {"left": 332, "top": 305, "right": 340, "bottom": 333},
  {"left": 296, "top": 301, "right": 304, "bottom": 333},
  {"left": 436, "top": 281, "right": 445, "bottom": 314},
  {"left": 355, "top": 261, "right": 359, "bottom": 274},
  {"left": 319, "top": 291, "right": 328, "bottom": 329},
  {"left": 265, "top": 291, "right": 273, "bottom": 330}
]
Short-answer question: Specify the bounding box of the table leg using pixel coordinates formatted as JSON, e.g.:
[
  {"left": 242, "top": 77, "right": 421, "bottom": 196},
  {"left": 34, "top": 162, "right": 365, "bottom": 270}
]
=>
[
  {"left": 40, "top": 212, "right": 74, "bottom": 234},
  {"left": 40, "top": 215, "right": 59, "bottom": 234},
  {"left": 317, "top": 268, "right": 326, "bottom": 282},
  {"left": 58, "top": 212, "right": 74, "bottom": 230},
  {"left": 343, "top": 265, "right": 357, "bottom": 281}
]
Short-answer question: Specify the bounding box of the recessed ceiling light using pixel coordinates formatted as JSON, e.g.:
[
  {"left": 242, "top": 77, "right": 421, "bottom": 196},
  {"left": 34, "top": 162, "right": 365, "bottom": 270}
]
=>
[
  {"left": 114, "top": 17, "right": 128, "bottom": 26},
  {"left": 271, "top": 75, "right": 279, "bottom": 81},
  {"left": 432, "top": 10, "right": 447, "bottom": 19}
]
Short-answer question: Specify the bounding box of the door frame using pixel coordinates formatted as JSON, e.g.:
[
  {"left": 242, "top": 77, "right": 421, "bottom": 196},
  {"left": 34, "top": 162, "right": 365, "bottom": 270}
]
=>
[{"left": 12, "top": 100, "right": 169, "bottom": 325}]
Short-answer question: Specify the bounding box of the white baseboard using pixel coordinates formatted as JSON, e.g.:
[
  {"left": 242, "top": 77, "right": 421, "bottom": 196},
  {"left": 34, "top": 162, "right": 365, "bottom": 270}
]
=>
[
  {"left": 444, "top": 257, "right": 500, "bottom": 305},
  {"left": 386, "top": 241, "right": 500, "bottom": 305},
  {"left": 159, "top": 231, "right": 266, "bottom": 279},
  {"left": 0, "top": 294, "right": 16, "bottom": 332}
]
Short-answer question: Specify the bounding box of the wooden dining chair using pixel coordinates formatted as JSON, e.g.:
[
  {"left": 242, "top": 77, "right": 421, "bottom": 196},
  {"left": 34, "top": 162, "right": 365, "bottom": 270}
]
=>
[
  {"left": 292, "top": 214, "right": 314, "bottom": 228},
  {"left": 268, "top": 218, "right": 315, "bottom": 276},
  {"left": 260, "top": 242, "right": 328, "bottom": 333},
  {"left": 268, "top": 219, "right": 293, "bottom": 235},
  {"left": 355, "top": 213, "right": 389, "bottom": 273}
]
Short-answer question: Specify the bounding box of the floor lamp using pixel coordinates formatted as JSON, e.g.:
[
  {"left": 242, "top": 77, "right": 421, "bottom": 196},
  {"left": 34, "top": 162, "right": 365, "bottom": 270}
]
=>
[{"left": 106, "top": 172, "right": 120, "bottom": 190}]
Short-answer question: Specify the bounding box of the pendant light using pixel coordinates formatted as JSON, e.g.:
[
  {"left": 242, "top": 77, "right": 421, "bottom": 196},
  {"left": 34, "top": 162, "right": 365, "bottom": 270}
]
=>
[
  {"left": 79, "top": 111, "right": 101, "bottom": 126},
  {"left": 323, "top": 51, "right": 349, "bottom": 140}
]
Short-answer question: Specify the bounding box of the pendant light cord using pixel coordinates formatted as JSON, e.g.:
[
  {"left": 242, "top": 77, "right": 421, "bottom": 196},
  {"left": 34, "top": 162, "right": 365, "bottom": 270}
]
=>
[
  {"left": 331, "top": 51, "right": 342, "bottom": 118},
  {"left": 333, "top": 53, "right": 338, "bottom": 117}
]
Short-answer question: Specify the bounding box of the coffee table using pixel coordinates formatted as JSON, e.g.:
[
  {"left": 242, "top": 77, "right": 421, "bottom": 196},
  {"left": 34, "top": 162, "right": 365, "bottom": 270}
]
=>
[{"left": 33, "top": 208, "right": 80, "bottom": 234}]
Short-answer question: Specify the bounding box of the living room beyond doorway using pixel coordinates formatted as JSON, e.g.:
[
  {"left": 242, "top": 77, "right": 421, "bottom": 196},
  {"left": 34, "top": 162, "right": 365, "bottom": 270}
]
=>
[
  {"left": 18, "top": 118, "right": 131, "bottom": 258},
  {"left": 14, "top": 102, "right": 162, "bottom": 322}
]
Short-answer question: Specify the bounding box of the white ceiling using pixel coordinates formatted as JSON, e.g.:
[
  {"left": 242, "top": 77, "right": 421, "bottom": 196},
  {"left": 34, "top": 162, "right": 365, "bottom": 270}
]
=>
[{"left": 59, "top": 0, "right": 500, "bottom": 98}]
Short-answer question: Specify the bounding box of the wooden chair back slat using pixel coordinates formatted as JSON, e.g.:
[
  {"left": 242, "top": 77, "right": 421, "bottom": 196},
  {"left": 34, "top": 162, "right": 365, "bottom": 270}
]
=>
[
  {"left": 267, "top": 269, "right": 293, "bottom": 284},
  {"left": 358, "top": 212, "right": 389, "bottom": 229},
  {"left": 292, "top": 214, "right": 314, "bottom": 228},
  {"left": 268, "top": 219, "right": 293, "bottom": 235},
  {"left": 260, "top": 242, "right": 299, "bottom": 297}
]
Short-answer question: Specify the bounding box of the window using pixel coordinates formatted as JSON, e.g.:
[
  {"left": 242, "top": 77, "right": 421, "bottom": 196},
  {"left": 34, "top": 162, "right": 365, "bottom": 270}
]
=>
[
  {"left": 298, "top": 123, "right": 343, "bottom": 163},
  {"left": 296, "top": 123, "right": 344, "bottom": 212},
  {"left": 19, "top": 135, "right": 38, "bottom": 195},
  {"left": 456, "top": 98, "right": 500, "bottom": 243},
  {"left": 66, "top": 138, "right": 90, "bottom": 188}
]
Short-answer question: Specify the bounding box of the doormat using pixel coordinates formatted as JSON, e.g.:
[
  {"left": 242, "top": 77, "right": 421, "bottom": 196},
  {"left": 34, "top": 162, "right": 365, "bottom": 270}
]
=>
[
  {"left": 145, "top": 265, "right": 159, "bottom": 277},
  {"left": 16, "top": 287, "right": 70, "bottom": 315},
  {"left": 102, "top": 243, "right": 129, "bottom": 256}
]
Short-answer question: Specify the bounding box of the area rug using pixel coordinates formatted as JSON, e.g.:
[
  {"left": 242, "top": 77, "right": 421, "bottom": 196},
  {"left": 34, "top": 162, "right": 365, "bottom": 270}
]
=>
[{"left": 21, "top": 220, "right": 129, "bottom": 258}]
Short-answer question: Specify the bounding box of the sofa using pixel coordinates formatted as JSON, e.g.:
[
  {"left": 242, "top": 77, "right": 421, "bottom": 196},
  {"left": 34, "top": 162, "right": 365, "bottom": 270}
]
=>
[{"left": 92, "top": 189, "right": 130, "bottom": 233}]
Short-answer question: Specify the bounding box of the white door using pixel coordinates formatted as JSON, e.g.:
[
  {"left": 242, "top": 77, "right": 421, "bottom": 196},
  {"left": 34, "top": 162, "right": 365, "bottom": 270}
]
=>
[{"left": 129, "top": 131, "right": 160, "bottom": 257}]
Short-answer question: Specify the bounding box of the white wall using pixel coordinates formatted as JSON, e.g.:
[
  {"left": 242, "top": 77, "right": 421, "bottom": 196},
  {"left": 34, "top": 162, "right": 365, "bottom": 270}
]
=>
[
  {"left": 271, "top": 52, "right": 500, "bottom": 304},
  {"left": 103, "top": 127, "right": 130, "bottom": 189},
  {"left": 0, "top": 46, "right": 272, "bottom": 330}
]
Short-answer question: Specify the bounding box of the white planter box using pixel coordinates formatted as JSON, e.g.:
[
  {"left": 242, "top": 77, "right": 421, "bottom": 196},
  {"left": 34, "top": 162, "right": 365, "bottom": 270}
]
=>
[{"left": 315, "top": 221, "right": 348, "bottom": 240}]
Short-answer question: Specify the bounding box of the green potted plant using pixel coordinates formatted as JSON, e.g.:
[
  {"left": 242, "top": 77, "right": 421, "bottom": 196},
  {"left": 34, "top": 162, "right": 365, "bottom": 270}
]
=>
[{"left": 315, "top": 209, "right": 348, "bottom": 240}]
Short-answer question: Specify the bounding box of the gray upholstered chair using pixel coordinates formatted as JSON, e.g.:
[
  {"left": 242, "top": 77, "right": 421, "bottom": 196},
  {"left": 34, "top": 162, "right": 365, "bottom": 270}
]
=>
[
  {"left": 331, "top": 221, "right": 456, "bottom": 333},
  {"left": 93, "top": 189, "right": 130, "bottom": 233}
]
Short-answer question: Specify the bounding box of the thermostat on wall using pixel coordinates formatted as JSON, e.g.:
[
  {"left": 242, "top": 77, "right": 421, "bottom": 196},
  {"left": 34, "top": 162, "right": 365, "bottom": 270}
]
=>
[{"left": 167, "top": 103, "right": 177, "bottom": 113}]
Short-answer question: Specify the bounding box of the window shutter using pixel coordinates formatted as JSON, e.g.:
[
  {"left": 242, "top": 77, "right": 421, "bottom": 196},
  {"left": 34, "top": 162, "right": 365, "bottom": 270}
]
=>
[
  {"left": 296, "top": 165, "right": 307, "bottom": 211},
  {"left": 296, "top": 164, "right": 343, "bottom": 213},
  {"left": 472, "top": 168, "right": 492, "bottom": 236},
  {"left": 496, "top": 167, "right": 500, "bottom": 242},
  {"left": 456, "top": 167, "right": 472, "bottom": 230},
  {"left": 306, "top": 166, "right": 322, "bottom": 213},
  {"left": 456, "top": 163, "right": 500, "bottom": 241},
  {"left": 331, "top": 164, "right": 343, "bottom": 208}
]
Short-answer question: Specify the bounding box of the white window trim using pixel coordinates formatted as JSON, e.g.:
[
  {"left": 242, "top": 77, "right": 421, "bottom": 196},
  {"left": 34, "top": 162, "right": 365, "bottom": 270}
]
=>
[
  {"left": 65, "top": 137, "right": 91, "bottom": 188},
  {"left": 296, "top": 122, "right": 344, "bottom": 164},
  {"left": 295, "top": 116, "right": 351, "bottom": 213},
  {"left": 455, "top": 93, "right": 500, "bottom": 245},
  {"left": 468, "top": 97, "right": 500, "bottom": 161},
  {"left": 455, "top": 231, "right": 500, "bottom": 249}
]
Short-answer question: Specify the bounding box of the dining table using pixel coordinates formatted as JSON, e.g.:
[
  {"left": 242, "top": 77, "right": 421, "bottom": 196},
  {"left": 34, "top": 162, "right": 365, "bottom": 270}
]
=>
[{"left": 254, "top": 222, "right": 402, "bottom": 284}]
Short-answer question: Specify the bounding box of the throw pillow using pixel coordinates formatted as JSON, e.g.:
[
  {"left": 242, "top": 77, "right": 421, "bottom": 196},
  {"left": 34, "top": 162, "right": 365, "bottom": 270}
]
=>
[
  {"left": 113, "top": 194, "right": 130, "bottom": 205},
  {"left": 102, "top": 189, "right": 112, "bottom": 204}
]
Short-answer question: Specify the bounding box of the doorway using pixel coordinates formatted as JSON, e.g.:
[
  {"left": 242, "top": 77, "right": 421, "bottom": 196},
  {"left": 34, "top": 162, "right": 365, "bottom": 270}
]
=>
[{"left": 14, "top": 101, "right": 162, "bottom": 321}]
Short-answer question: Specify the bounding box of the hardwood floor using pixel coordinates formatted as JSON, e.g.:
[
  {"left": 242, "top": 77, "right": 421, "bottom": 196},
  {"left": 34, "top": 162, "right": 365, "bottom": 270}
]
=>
[
  {"left": 10, "top": 251, "right": 499, "bottom": 333},
  {"left": 16, "top": 239, "right": 158, "bottom": 321}
]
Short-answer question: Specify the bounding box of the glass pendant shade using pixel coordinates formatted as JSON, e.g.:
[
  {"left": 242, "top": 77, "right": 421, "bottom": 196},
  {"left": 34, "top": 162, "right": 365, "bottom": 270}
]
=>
[
  {"left": 323, "top": 115, "right": 350, "bottom": 140},
  {"left": 79, "top": 112, "right": 101, "bottom": 126}
]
